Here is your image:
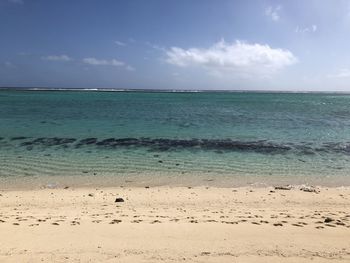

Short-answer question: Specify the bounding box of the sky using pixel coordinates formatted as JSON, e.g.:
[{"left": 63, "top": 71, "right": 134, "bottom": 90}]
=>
[{"left": 1, "top": 0, "right": 350, "bottom": 91}]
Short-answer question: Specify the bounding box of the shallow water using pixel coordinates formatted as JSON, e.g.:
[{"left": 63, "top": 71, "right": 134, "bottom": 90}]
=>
[{"left": 1, "top": 90, "right": 350, "bottom": 187}]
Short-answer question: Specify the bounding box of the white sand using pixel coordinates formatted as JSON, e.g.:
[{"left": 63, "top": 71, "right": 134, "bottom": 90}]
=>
[{"left": 0, "top": 186, "right": 349, "bottom": 262}]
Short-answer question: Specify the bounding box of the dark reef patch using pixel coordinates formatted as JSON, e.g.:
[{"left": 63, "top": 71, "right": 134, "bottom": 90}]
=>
[
  {"left": 75, "top": 138, "right": 98, "bottom": 147},
  {"left": 7, "top": 136, "right": 350, "bottom": 156}
]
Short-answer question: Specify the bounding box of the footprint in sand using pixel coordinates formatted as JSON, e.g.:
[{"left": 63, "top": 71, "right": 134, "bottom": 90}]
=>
[
  {"left": 205, "top": 219, "right": 217, "bottom": 223},
  {"left": 109, "top": 219, "right": 122, "bottom": 224},
  {"left": 335, "top": 221, "right": 345, "bottom": 226},
  {"left": 273, "top": 223, "right": 283, "bottom": 226},
  {"left": 291, "top": 223, "right": 303, "bottom": 227}
]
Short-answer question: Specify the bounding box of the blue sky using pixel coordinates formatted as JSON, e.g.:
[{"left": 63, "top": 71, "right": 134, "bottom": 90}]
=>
[{"left": 1, "top": 0, "right": 350, "bottom": 91}]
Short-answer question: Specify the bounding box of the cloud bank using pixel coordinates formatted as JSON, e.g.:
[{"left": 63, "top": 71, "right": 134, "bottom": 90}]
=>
[
  {"left": 82, "top": 57, "right": 125, "bottom": 67},
  {"left": 115, "top": 40, "right": 126, "bottom": 46},
  {"left": 265, "top": 6, "right": 281, "bottom": 22},
  {"left": 295, "top": 25, "right": 317, "bottom": 34},
  {"left": 82, "top": 57, "right": 135, "bottom": 71},
  {"left": 42, "top": 55, "right": 72, "bottom": 61},
  {"left": 165, "top": 40, "right": 297, "bottom": 78}
]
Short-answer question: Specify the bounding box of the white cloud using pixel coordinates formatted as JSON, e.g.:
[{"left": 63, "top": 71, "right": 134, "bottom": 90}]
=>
[
  {"left": 82, "top": 57, "right": 125, "bottom": 67},
  {"left": 115, "top": 40, "right": 126, "bottom": 46},
  {"left": 265, "top": 6, "right": 281, "bottom": 22},
  {"left": 165, "top": 40, "right": 297, "bottom": 78},
  {"left": 327, "top": 68, "right": 350, "bottom": 78},
  {"left": 146, "top": 42, "right": 165, "bottom": 51},
  {"left": 42, "top": 55, "right": 72, "bottom": 62},
  {"left": 295, "top": 24, "right": 317, "bottom": 34},
  {"left": 126, "top": 65, "right": 135, "bottom": 71}
]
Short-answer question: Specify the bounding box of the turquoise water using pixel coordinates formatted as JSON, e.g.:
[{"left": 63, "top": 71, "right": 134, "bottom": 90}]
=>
[{"left": 1, "top": 90, "right": 350, "bottom": 187}]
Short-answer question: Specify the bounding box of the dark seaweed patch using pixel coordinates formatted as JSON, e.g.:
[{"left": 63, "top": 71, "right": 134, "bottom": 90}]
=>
[
  {"left": 93, "top": 138, "right": 291, "bottom": 154},
  {"left": 11, "top": 136, "right": 350, "bottom": 156},
  {"left": 75, "top": 138, "right": 98, "bottom": 147}
]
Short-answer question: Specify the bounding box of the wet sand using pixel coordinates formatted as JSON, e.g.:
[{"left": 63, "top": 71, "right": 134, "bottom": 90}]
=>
[{"left": 0, "top": 186, "right": 350, "bottom": 262}]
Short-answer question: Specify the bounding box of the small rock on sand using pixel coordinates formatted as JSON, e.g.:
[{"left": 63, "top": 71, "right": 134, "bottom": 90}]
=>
[
  {"left": 324, "top": 217, "right": 334, "bottom": 223},
  {"left": 274, "top": 185, "right": 292, "bottom": 190},
  {"left": 115, "top": 198, "right": 125, "bottom": 203},
  {"left": 300, "top": 185, "right": 319, "bottom": 193}
]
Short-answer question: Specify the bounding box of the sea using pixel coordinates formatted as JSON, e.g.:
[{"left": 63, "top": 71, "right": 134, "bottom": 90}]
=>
[{"left": 1, "top": 89, "right": 350, "bottom": 188}]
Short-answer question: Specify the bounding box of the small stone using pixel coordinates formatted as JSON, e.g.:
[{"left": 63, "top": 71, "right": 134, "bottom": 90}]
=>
[
  {"left": 300, "top": 185, "right": 319, "bottom": 193},
  {"left": 274, "top": 185, "right": 292, "bottom": 190},
  {"left": 88, "top": 193, "right": 94, "bottom": 197},
  {"left": 324, "top": 217, "right": 334, "bottom": 223},
  {"left": 115, "top": 198, "right": 125, "bottom": 203}
]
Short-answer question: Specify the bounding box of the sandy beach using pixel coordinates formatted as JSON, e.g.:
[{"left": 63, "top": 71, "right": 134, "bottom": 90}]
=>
[{"left": 0, "top": 185, "right": 349, "bottom": 262}]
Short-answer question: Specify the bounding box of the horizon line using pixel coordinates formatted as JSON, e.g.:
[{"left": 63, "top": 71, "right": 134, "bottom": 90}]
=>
[{"left": 1, "top": 86, "right": 350, "bottom": 94}]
